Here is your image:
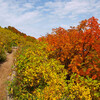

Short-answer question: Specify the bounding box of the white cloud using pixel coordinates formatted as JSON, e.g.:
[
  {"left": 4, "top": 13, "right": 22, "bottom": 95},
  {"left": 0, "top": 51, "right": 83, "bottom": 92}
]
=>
[
  {"left": 60, "top": 24, "right": 69, "bottom": 29},
  {"left": 42, "top": 0, "right": 100, "bottom": 19},
  {"left": 0, "top": 0, "right": 100, "bottom": 38}
]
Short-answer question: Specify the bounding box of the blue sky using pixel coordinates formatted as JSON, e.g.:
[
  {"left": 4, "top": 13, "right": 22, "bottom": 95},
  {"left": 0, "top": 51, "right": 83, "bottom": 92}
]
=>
[{"left": 0, "top": 0, "right": 100, "bottom": 38}]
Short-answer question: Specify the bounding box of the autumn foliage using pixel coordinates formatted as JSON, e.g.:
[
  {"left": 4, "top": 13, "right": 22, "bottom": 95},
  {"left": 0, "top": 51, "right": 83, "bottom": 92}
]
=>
[
  {"left": 5, "top": 17, "right": 100, "bottom": 100},
  {"left": 39, "top": 17, "right": 100, "bottom": 80}
]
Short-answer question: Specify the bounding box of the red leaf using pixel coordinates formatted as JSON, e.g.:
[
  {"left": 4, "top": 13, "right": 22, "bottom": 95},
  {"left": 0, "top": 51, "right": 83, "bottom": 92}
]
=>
[{"left": 92, "top": 75, "right": 97, "bottom": 79}]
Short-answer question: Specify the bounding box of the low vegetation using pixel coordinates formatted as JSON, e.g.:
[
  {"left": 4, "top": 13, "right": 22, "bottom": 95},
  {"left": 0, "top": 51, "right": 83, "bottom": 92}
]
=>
[{"left": 0, "top": 17, "right": 100, "bottom": 100}]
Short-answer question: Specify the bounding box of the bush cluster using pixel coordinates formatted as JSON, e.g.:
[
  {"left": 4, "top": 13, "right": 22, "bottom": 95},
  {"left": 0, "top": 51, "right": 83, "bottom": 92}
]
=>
[{"left": 7, "top": 17, "right": 100, "bottom": 100}]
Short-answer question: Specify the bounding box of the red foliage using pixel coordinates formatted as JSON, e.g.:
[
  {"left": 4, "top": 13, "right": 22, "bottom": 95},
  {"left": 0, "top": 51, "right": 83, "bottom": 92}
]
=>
[
  {"left": 39, "top": 17, "right": 100, "bottom": 80},
  {"left": 92, "top": 75, "right": 97, "bottom": 80},
  {"left": 24, "top": 35, "right": 27, "bottom": 38},
  {"left": 7, "top": 26, "right": 26, "bottom": 36},
  {"left": 7, "top": 26, "right": 36, "bottom": 42}
]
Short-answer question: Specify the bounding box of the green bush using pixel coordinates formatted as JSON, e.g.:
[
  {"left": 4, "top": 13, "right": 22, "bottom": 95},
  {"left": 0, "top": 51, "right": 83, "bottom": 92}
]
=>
[
  {"left": 8, "top": 42, "right": 67, "bottom": 100},
  {"left": 6, "top": 46, "right": 12, "bottom": 53},
  {"left": 65, "top": 73, "right": 100, "bottom": 100},
  {"left": 0, "top": 48, "right": 6, "bottom": 62}
]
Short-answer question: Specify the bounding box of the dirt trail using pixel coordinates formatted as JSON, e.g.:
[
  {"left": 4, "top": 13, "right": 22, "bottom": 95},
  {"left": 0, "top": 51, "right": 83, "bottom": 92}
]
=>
[{"left": 0, "top": 49, "right": 16, "bottom": 100}]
